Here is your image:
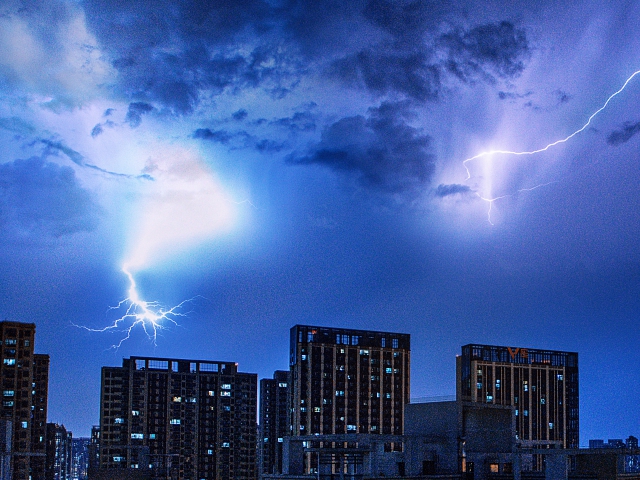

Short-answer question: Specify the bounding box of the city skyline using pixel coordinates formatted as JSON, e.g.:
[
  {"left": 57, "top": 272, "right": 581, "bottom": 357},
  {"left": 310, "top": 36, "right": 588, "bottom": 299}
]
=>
[{"left": 1, "top": 0, "right": 639, "bottom": 444}]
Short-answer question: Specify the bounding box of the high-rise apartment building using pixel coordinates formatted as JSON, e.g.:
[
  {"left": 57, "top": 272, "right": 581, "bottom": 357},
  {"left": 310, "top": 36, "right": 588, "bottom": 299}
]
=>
[
  {"left": 289, "top": 325, "right": 410, "bottom": 436},
  {"left": 46, "top": 423, "right": 72, "bottom": 480},
  {"left": 457, "top": 344, "right": 579, "bottom": 448},
  {"left": 259, "top": 370, "right": 289, "bottom": 478},
  {"left": 0, "top": 321, "right": 49, "bottom": 480},
  {"left": 99, "top": 356, "right": 257, "bottom": 480},
  {"left": 71, "top": 436, "right": 90, "bottom": 480}
]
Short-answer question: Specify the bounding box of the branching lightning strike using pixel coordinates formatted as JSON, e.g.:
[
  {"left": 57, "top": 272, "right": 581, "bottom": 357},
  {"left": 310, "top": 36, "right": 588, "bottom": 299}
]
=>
[
  {"left": 74, "top": 265, "right": 195, "bottom": 349},
  {"left": 464, "top": 69, "right": 640, "bottom": 222}
]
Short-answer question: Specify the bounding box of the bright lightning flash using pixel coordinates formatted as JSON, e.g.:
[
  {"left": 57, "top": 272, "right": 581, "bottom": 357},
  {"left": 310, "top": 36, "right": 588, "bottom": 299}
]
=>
[
  {"left": 463, "top": 69, "right": 640, "bottom": 222},
  {"left": 75, "top": 265, "right": 195, "bottom": 349}
]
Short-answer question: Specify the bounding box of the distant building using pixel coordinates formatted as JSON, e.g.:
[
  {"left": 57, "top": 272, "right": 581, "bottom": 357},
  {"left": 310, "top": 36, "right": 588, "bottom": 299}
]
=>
[
  {"left": 71, "top": 436, "right": 90, "bottom": 480},
  {"left": 46, "top": 423, "right": 72, "bottom": 480},
  {"left": 287, "top": 325, "right": 410, "bottom": 476},
  {"left": 457, "top": 344, "right": 579, "bottom": 450},
  {"left": 259, "top": 370, "right": 289, "bottom": 478},
  {"left": 0, "top": 321, "right": 49, "bottom": 480},
  {"left": 98, "top": 356, "right": 257, "bottom": 480}
]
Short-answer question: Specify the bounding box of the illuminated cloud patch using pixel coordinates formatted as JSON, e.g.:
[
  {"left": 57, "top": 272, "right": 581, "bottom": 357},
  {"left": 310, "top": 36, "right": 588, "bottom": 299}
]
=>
[{"left": 123, "top": 149, "right": 236, "bottom": 271}]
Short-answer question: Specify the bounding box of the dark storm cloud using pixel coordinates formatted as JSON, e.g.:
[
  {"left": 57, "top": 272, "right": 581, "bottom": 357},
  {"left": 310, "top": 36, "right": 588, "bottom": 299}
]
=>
[
  {"left": 90, "top": 120, "right": 115, "bottom": 138},
  {"left": 290, "top": 102, "right": 434, "bottom": 194},
  {"left": 607, "top": 121, "right": 640, "bottom": 146},
  {"left": 192, "top": 128, "right": 234, "bottom": 144},
  {"left": 38, "top": 139, "right": 153, "bottom": 180},
  {"left": 232, "top": 109, "right": 248, "bottom": 121},
  {"left": 331, "top": 20, "right": 530, "bottom": 102},
  {"left": 193, "top": 128, "right": 285, "bottom": 153},
  {"left": 125, "top": 102, "right": 154, "bottom": 128},
  {"left": 435, "top": 183, "right": 473, "bottom": 197},
  {"left": 0, "top": 157, "right": 100, "bottom": 238},
  {"left": 440, "top": 21, "right": 530, "bottom": 83},
  {"left": 81, "top": 0, "right": 302, "bottom": 113},
  {"left": 271, "top": 109, "right": 317, "bottom": 132}
]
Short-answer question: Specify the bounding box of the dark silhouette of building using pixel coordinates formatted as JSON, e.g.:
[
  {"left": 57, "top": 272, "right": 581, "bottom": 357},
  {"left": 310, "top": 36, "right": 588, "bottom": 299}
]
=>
[
  {"left": 458, "top": 344, "right": 579, "bottom": 450},
  {"left": 98, "top": 356, "right": 257, "bottom": 480},
  {"left": 287, "top": 325, "right": 410, "bottom": 476},
  {"left": 259, "top": 370, "right": 289, "bottom": 478},
  {"left": 0, "top": 321, "right": 49, "bottom": 480},
  {"left": 46, "top": 423, "right": 72, "bottom": 480}
]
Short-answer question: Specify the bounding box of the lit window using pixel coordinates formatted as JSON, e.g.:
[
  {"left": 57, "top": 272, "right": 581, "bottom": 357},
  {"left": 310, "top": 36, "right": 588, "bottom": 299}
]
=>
[
  {"left": 557, "top": 374, "right": 563, "bottom": 381},
  {"left": 314, "top": 407, "right": 321, "bottom": 412},
  {"left": 490, "top": 463, "right": 499, "bottom": 473},
  {"left": 207, "top": 449, "right": 213, "bottom": 455},
  {"left": 21, "top": 421, "right": 27, "bottom": 429},
  {"left": 278, "top": 382, "right": 287, "bottom": 388},
  {"left": 300, "top": 407, "right": 306, "bottom": 412},
  {"left": 549, "top": 422, "right": 554, "bottom": 429},
  {"left": 347, "top": 425, "right": 357, "bottom": 431},
  {"left": 132, "top": 410, "right": 140, "bottom": 416},
  {"left": 515, "top": 409, "right": 519, "bottom": 416},
  {"left": 131, "top": 433, "right": 143, "bottom": 439},
  {"left": 3, "top": 359, "right": 15, "bottom": 366},
  {"left": 170, "top": 419, "right": 181, "bottom": 425},
  {"left": 385, "top": 393, "right": 391, "bottom": 399},
  {"left": 301, "top": 354, "right": 307, "bottom": 361},
  {"left": 149, "top": 434, "right": 156, "bottom": 439},
  {"left": 172, "top": 396, "right": 182, "bottom": 402},
  {"left": 359, "top": 349, "right": 369, "bottom": 355},
  {"left": 335, "top": 390, "right": 344, "bottom": 397},
  {"left": 5, "top": 339, "right": 16, "bottom": 345},
  {"left": 113, "top": 456, "right": 124, "bottom": 462},
  {"left": 2, "top": 390, "right": 14, "bottom": 397},
  {"left": 385, "top": 368, "right": 392, "bottom": 374},
  {"left": 221, "top": 384, "right": 231, "bottom": 390},
  {"left": 486, "top": 395, "right": 493, "bottom": 402},
  {"left": 477, "top": 383, "right": 482, "bottom": 389},
  {"left": 223, "top": 406, "right": 231, "bottom": 411},
  {"left": 2, "top": 401, "right": 13, "bottom": 407},
  {"left": 278, "top": 438, "right": 283, "bottom": 443},
  {"left": 208, "top": 391, "right": 215, "bottom": 396},
  {"left": 220, "top": 391, "right": 231, "bottom": 397},
  {"left": 523, "top": 410, "right": 528, "bottom": 417},
  {"left": 222, "top": 442, "right": 230, "bottom": 448},
  {"left": 540, "top": 398, "right": 546, "bottom": 405},
  {"left": 114, "top": 418, "right": 124, "bottom": 424}
]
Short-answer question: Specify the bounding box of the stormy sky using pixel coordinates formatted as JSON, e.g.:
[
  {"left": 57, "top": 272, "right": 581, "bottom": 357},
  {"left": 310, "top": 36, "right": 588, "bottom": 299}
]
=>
[{"left": 1, "top": 0, "right": 639, "bottom": 441}]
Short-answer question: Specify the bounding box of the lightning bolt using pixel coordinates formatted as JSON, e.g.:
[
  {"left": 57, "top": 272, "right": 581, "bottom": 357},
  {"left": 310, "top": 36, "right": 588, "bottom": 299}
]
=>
[
  {"left": 74, "top": 265, "right": 195, "bottom": 349},
  {"left": 463, "top": 69, "right": 640, "bottom": 220}
]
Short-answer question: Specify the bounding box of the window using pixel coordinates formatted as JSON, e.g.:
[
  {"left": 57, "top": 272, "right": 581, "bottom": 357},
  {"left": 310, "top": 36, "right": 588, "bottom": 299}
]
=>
[
  {"left": 549, "top": 422, "right": 554, "bottom": 429},
  {"left": 347, "top": 425, "right": 357, "bottom": 431},
  {"left": 207, "top": 449, "right": 214, "bottom": 455},
  {"left": 5, "top": 339, "right": 16, "bottom": 345},
  {"left": 335, "top": 390, "right": 344, "bottom": 397},
  {"left": 2, "top": 401, "right": 13, "bottom": 407},
  {"left": 132, "top": 410, "right": 140, "bottom": 416},
  {"left": 222, "top": 442, "right": 230, "bottom": 448},
  {"left": 490, "top": 463, "right": 499, "bottom": 473},
  {"left": 113, "top": 456, "right": 124, "bottom": 462},
  {"left": 170, "top": 419, "right": 181, "bottom": 425},
  {"left": 21, "top": 421, "right": 27, "bottom": 429},
  {"left": 220, "top": 391, "right": 231, "bottom": 397},
  {"left": 392, "top": 338, "right": 399, "bottom": 348},
  {"left": 278, "top": 382, "right": 287, "bottom": 388},
  {"left": 115, "top": 418, "right": 124, "bottom": 424},
  {"left": 3, "top": 359, "right": 15, "bottom": 366},
  {"left": 2, "top": 390, "right": 14, "bottom": 397},
  {"left": 173, "top": 396, "right": 182, "bottom": 402},
  {"left": 149, "top": 434, "right": 156, "bottom": 439},
  {"left": 385, "top": 368, "right": 392, "bottom": 374},
  {"left": 557, "top": 374, "right": 564, "bottom": 381},
  {"left": 221, "top": 384, "right": 231, "bottom": 390},
  {"left": 208, "top": 391, "right": 215, "bottom": 396},
  {"left": 486, "top": 394, "right": 493, "bottom": 402},
  {"left": 314, "top": 407, "right": 321, "bottom": 412},
  {"left": 131, "top": 433, "right": 143, "bottom": 439}
]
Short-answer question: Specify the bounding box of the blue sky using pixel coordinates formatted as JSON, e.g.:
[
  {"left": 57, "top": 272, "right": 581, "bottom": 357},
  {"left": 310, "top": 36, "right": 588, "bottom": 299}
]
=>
[{"left": 1, "top": 0, "right": 639, "bottom": 442}]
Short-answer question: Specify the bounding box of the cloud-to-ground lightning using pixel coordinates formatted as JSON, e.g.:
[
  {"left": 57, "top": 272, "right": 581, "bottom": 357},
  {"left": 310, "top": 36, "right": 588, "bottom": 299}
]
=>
[
  {"left": 75, "top": 147, "right": 238, "bottom": 347},
  {"left": 463, "top": 69, "right": 640, "bottom": 221},
  {"left": 74, "top": 265, "right": 195, "bottom": 349}
]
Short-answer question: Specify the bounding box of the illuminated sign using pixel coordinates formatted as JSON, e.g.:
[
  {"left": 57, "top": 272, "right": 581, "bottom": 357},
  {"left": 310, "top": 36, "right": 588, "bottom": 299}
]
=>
[{"left": 507, "top": 347, "right": 528, "bottom": 360}]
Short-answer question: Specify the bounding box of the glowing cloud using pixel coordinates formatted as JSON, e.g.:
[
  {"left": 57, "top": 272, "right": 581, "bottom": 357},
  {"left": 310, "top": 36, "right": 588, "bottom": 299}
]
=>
[
  {"left": 124, "top": 148, "right": 236, "bottom": 272},
  {"left": 461, "top": 69, "right": 640, "bottom": 223}
]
